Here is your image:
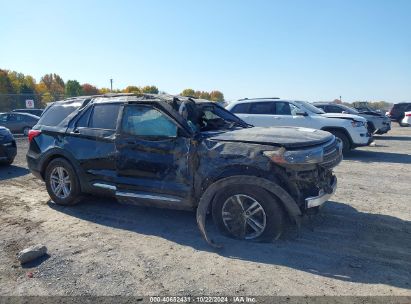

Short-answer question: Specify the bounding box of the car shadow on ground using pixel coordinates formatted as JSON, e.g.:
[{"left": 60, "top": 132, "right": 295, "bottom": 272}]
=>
[
  {"left": 344, "top": 150, "right": 411, "bottom": 164},
  {"left": 376, "top": 135, "right": 411, "bottom": 141},
  {"left": 0, "top": 165, "right": 30, "bottom": 181},
  {"left": 48, "top": 198, "right": 411, "bottom": 290}
]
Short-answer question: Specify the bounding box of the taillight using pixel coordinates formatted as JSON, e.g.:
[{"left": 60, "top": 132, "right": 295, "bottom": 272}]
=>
[
  {"left": 406, "top": 113, "right": 411, "bottom": 117},
  {"left": 28, "top": 130, "right": 41, "bottom": 142}
]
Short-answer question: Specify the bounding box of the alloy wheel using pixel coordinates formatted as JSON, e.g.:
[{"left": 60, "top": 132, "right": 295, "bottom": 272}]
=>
[
  {"left": 222, "top": 194, "right": 267, "bottom": 239},
  {"left": 50, "top": 166, "right": 71, "bottom": 199}
]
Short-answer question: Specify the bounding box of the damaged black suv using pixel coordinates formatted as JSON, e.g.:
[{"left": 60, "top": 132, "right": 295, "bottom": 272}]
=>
[{"left": 27, "top": 94, "right": 342, "bottom": 245}]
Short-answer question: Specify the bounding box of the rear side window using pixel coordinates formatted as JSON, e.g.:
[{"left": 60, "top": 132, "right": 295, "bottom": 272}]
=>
[
  {"left": 89, "top": 104, "right": 121, "bottom": 130},
  {"left": 38, "top": 103, "right": 81, "bottom": 126},
  {"left": 274, "top": 102, "right": 291, "bottom": 115},
  {"left": 249, "top": 102, "right": 276, "bottom": 114},
  {"left": 231, "top": 103, "right": 250, "bottom": 114},
  {"left": 326, "top": 105, "right": 343, "bottom": 113}
]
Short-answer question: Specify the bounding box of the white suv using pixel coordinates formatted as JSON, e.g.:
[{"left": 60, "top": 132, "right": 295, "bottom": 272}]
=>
[{"left": 226, "top": 98, "right": 371, "bottom": 153}]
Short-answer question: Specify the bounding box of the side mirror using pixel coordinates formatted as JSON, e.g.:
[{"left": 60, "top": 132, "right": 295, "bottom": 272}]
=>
[
  {"left": 295, "top": 110, "right": 308, "bottom": 116},
  {"left": 342, "top": 111, "right": 348, "bottom": 114}
]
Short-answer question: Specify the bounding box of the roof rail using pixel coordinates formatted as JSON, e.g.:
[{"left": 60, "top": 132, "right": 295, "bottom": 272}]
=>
[{"left": 238, "top": 97, "right": 280, "bottom": 101}]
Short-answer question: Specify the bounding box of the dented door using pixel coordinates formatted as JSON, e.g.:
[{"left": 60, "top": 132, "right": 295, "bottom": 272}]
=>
[{"left": 115, "top": 104, "right": 194, "bottom": 206}]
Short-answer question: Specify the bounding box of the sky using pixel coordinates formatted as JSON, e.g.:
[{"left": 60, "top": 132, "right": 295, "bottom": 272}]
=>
[{"left": 0, "top": 0, "right": 410, "bottom": 102}]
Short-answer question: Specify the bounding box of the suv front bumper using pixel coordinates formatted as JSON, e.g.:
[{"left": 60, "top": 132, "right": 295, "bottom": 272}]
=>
[{"left": 305, "top": 176, "right": 337, "bottom": 208}]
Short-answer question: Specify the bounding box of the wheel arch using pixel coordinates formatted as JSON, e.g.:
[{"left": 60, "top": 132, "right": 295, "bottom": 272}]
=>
[
  {"left": 196, "top": 175, "right": 302, "bottom": 248},
  {"left": 321, "top": 127, "right": 353, "bottom": 145},
  {"left": 39, "top": 149, "right": 87, "bottom": 192}
]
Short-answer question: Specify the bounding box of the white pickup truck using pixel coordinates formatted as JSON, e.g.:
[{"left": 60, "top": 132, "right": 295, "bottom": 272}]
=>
[{"left": 226, "top": 98, "right": 372, "bottom": 153}]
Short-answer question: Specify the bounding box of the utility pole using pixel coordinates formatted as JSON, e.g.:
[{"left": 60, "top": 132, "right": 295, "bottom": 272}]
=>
[{"left": 110, "top": 79, "right": 113, "bottom": 92}]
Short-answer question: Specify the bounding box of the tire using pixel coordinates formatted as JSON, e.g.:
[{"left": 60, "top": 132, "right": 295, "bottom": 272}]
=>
[
  {"left": 331, "top": 130, "right": 351, "bottom": 154},
  {"left": 23, "top": 127, "right": 30, "bottom": 136},
  {"left": 45, "top": 158, "right": 81, "bottom": 205},
  {"left": 0, "top": 158, "right": 14, "bottom": 166},
  {"left": 367, "top": 122, "right": 376, "bottom": 134},
  {"left": 212, "top": 185, "right": 284, "bottom": 242}
]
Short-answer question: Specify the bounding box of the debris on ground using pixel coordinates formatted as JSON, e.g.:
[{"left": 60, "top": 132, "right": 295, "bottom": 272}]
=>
[{"left": 17, "top": 244, "right": 48, "bottom": 264}]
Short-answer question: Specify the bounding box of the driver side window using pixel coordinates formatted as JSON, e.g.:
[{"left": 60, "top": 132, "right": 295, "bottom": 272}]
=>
[{"left": 121, "top": 105, "right": 177, "bottom": 137}]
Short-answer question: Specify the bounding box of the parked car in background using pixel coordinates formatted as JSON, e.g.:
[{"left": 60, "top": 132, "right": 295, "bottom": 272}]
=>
[
  {"left": 12, "top": 108, "right": 44, "bottom": 117},
  {"left": 0, "top": 112, "right": 40, "bottom": 135},
  {"left": 27, "top": 94, "right": 342, "bottom": 245},
  {"left": 0, "top": 126, "right": 17, "bottom": 165},
  {"left": 313, "top": 102, "right": 391, "bottom": 134},
  {"left": 387, "top": 102, "right": 411, "bottom": 126},
  {"left": 401, "top": 111, "right": 411, "bottom": 127},
  {"left": 226, "top": 98, "right": 371, "bottom": 154}
]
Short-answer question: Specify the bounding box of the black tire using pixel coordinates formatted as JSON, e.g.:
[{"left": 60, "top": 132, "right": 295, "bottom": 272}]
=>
[
  {"left": 0, "top": 158, "right": 14, "bottom": 166},
  {"left": 367, "top": 122, "right": 376, "bottom": 134},
  {"left": 212, "top": 185, "right": 284, "bottom": 242},
  {"left": 331, "top": 130, "right": 351, "bottom": 154},
  {"left": 45, "top": 158, "right": 81, "bottom": 205}
]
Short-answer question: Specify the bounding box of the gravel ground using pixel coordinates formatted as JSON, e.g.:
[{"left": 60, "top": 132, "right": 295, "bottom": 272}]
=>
[{"left": 0, "top": 124, "right": 410, "bottom": 297}]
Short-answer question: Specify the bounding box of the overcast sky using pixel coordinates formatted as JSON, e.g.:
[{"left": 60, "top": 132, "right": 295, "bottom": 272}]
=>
[{"left": 1, "top": 0, "right": 410, "bottom": 102}]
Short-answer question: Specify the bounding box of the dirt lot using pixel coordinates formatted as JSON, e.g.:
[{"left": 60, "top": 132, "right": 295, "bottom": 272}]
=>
[{"left": 0, "top": 125, "right": 410, "bottom": 297}]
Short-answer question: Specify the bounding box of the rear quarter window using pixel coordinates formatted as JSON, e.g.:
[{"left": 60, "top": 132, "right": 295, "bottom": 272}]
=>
[{"left": 38, "top": 103, "right": 82, "bottom": 126}]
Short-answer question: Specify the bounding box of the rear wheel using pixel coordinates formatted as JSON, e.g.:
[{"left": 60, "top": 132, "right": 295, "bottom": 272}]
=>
[
  {"left": 45, "top": 158, "right": 81, "bottom": 205},
  {"left": 212, "top": 185, "right": 284, "bottom": 242},
  {"left": 331, "top": 130, "right": 351, "bottom": 154}
]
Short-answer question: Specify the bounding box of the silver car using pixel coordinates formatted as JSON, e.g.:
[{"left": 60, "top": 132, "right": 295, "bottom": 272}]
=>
[{"left": 314, "top": 103, "right": 391, "bottom": 134}]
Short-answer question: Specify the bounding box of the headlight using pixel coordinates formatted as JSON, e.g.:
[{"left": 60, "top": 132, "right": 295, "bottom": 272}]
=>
[
  {"left": 263, "top": 146, "right": 324, "bottom": 165},
  {"left": 351, "top": 120, "right": 365, "bottom": 127}
]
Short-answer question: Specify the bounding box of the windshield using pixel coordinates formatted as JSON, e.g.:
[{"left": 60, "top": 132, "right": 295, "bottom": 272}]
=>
[
  {"left": 197, "top": 104, "right": 250, "bottom": 132},
  {"left": 339, "top": 104, "right": 359, "bottom": 114},
  {"left": 294, "top": 100, "right": 325, "bottom": 114}
]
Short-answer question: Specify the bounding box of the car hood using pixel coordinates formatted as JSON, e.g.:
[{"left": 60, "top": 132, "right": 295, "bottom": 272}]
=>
[
  {"left": 321, "top": 113, "right": 367, "bottom": 122},
  {"left": 204, "top": 126, "right": 334, "bottom": 149}
]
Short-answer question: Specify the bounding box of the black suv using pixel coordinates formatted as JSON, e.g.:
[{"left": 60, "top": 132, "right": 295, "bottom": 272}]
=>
[
  {"left": 387, "top": 102, "right": 411, "bottom": 126},
  {"left": 27, "top": 94, "right": 342, "bottom": 245},
  {"left": 0, "top": 126, "right": 17, "bottom": 165}
]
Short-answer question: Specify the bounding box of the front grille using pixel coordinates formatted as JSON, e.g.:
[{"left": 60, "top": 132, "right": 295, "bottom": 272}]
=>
[{"left": 320, "top": 138, "right": 342, "bottom": 169}]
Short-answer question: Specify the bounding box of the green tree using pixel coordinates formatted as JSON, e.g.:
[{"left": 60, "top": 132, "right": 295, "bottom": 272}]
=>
[
  {"left": 181, "top": 88, "right": 196, "bottom": 97},
  {"left": 65, "top": 80, "right": 83, "bottom": 97},
  {"left": 0, "top": 69, "right": 15, "bottom": 111},
  {"left": 141, "top": 85, "right": 159, "bottom": 94}
]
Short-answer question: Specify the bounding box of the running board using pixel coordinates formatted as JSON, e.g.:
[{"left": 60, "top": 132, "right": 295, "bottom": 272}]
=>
[
  {"left": 116, "top": 191, "right": 181, "bottom": 202},
  {"left": 92, "top": 182, "right": 182, "bottom": 203}
]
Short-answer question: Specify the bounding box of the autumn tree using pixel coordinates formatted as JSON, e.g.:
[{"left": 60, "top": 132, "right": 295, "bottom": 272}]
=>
[
  {"left": 81, "top": 83, "right": 99, "bottom": 96},
  {"left": 210, "top": 90, "right": 224, "bottom": 102},
  {"left": 181, "top": 88, "right": 196, "bottom": 97},
  {"left": 65, "top": 80, "right": 83, "bottom": 97},
  {"left": 141, "top": 85, "right": 159, "bottom": 94},
  {"left": 39, "top": 73, "right": 65, "bottom": 101},
  {"left": 123, "top": 86, "right": 141, "bottom": 93},
  {"left": 99, "top": 87, "right": 111, "bottom": 94}
]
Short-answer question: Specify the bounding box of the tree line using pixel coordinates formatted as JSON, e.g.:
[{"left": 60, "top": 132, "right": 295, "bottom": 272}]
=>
[{"left": 0, "top": 68, "right": 225, "bottom": 111}]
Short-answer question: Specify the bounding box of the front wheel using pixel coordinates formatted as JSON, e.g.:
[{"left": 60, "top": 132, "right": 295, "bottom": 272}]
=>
[
  {"left": 331, "top": 130, "right": 351, "bottom": 154},
  {"left": 45, "top": 158, "right": 81, "bottom": 205},
  {"left": 212, "top": 185, "right": 284, "bottom": 242}
]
